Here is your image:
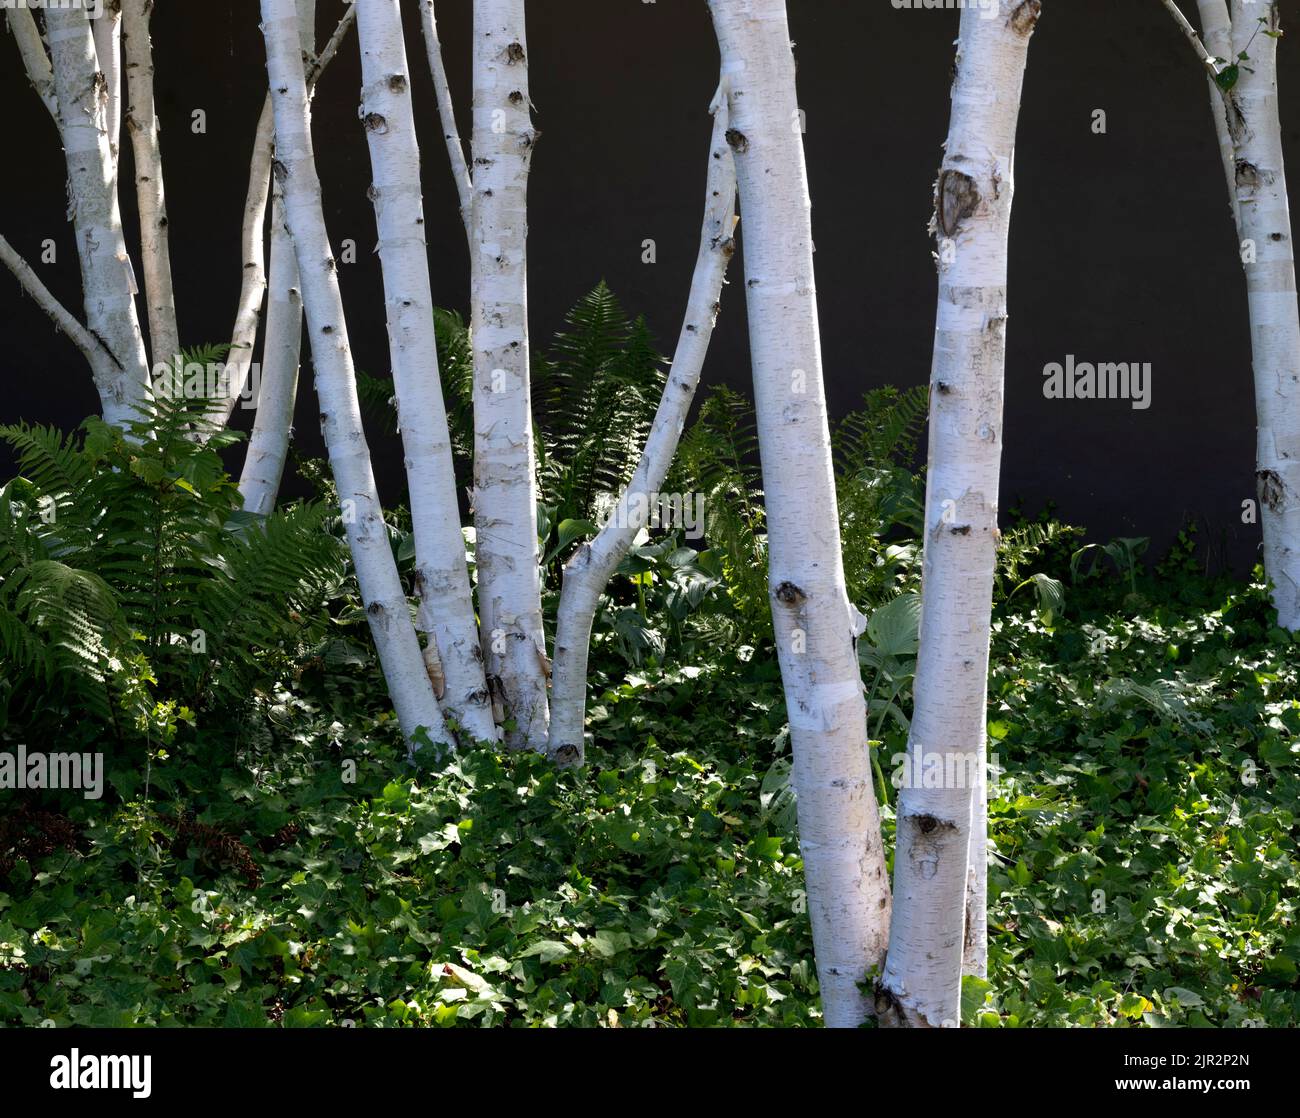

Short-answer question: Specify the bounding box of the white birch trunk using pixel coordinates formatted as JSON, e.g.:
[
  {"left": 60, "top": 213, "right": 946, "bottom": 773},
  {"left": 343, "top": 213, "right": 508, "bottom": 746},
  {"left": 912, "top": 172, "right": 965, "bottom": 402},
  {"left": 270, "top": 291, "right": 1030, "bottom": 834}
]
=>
[
  {"left": 238, "top": 0, "right": 315, "bottom": 516},
  {"left": 470, "top": 0, "right": 549, "bottom": 749},
  {"left": 122, "top": 0, "right": 180, "bottom": 367},
  {"left": 707, "top": 0, "right": 891, "bottom": 1028},
  {"left": 93, "top": 2, "right": 122, "bottom": 171},
  {"left": 238, "top": 190, "right": 302, "bottom": 517},
  {"left": 548, "top": 91, "right": 737, "bottom": 765},
  {"left": 1194, "top": 0, "right": 1241, "bottom": 228},
  {"left": 259, "top": 0, "right": 450, "bottom": 752},
  {"left": 357, "top": 0, "right": 497, "bottom": 744},
  {"left": 46, "top": 7, "right": 150, "bottom": 428},
  {"left": 219, "top": 4, "right": 354, "bottom": 434},
  {"left": 221, "top": 95, "right": 277, "bottom": 429},
  {"left": 879, "top": 0, "right": 1040, "bottom": 1029},
  {"left": 1225, "top": 1, "right": 1300, "bottom": 628}
]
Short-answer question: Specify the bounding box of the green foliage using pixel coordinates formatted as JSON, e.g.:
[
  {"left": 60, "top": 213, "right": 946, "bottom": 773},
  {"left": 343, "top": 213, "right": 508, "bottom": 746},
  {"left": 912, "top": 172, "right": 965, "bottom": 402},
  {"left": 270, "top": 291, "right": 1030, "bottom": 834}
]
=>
[
  {"left": 3, "top": 304, "right": 1295, "bottom": 1030},
  {"left": 0, "top": 655, "right": 817, "bottom": 1027},
  {"left": 669, "top": 383, "right": 928, "bottom": 642},
  {"left": 0, "top": 391, "right": 346, "bottom": 743},
  {"left": 532, "top": 283, "right": 667, "bottom": 582},
  {"left": 833, "top": 386, "right": 927, "bottom": 607},
  {"left": 670, "top": 387, "right": 770, "bottom": 638},
  {"left": 978, "top": 572, "right": 1300, "bottom": 1027}
]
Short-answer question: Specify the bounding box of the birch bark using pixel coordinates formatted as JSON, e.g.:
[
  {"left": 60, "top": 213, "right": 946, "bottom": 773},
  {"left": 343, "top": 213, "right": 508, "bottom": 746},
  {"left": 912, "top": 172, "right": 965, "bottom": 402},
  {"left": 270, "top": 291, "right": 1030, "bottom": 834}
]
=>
[
  {"left": 1193, "top": 0, "right": 1240, "bottom": 227},
  {"left": 93, "top": 2, "right": 122, "bottom": 170},
  {"left": 46, "top": 6, "right": 151, "bottom": 427},
  {"left": 548, "top": 91, "right": 736, "bottom": 765},
  {"left": 220, "top": 3, "right": 354, "bottom": 434},
  {"left": 1224, "top": 0, "right": 1300, "bottom": 628},
  {"left": 238, "top": 0, "right": 315, "bottom": 516},
  {"left": 357, "top": 0, "right": 497, "bottom": 743},
  {"left": 122, "top": 0, "right": 180, "bottom": 367},
  {"left": 238, "top": 189, "right": 302, "bottom": 517},
  {"left": 707, "top": 0, "right": 891, "bottom": 1028},
  {"left": 470, "top": 0, "right": 548, "bottom": 749},
  {"left": 879, "top": 0, "right": 1040, "bottom": 1029},
  {"left": 260, "top": 0, "right": 449, "bottom": 751},
  {"left": 4, "top": 6, "right": 58, "bottom": 120}
]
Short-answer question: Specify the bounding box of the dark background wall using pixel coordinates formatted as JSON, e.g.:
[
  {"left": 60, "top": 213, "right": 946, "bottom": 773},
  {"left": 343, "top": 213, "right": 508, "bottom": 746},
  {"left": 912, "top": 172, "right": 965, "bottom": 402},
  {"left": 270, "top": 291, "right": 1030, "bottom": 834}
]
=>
[{"left": 4, "top": 0, "right": 1298, "bottom": 571}]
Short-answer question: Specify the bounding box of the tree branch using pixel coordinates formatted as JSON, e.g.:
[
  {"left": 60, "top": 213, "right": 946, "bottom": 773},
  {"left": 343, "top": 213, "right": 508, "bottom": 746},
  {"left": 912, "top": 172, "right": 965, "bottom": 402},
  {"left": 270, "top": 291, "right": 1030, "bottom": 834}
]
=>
[
  {"left": 0, "top": 235, "right": 118, "bottom": 368},
  {"left": 218, "top": 1, "right": 357, "bottom": 431},
  {"left": 4, "top": 7, "right": 59, "bottom": 121},
  {"left": 419, "top": 0, "right": 473, "bottom": 230},
  {"left": 1159, "top": 0, "right": 1226, "bottom": 78}
]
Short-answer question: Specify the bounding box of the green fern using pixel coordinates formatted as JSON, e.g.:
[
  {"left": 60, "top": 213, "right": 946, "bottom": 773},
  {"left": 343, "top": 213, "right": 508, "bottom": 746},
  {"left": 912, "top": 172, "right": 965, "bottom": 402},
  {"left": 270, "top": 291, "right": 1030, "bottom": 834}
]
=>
[
  {"left": 534, "top": 282, "right": 666, "bottom": 526},
  {"left": 0, "top": 388, "right": 347, "bottom": 740},
  {"left": 670, "top": 387, "right": 770, "bottom": 638}
]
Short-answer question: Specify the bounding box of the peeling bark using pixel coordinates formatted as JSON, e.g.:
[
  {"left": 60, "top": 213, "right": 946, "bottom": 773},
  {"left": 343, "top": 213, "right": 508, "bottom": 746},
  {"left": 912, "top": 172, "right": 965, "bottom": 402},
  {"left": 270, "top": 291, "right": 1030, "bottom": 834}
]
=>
[
  {"left": 46, "top": 6, "right": 151, "bottom": 427},
  {"left": 122, "top": 0, "right": 180, "bottom": 367},
  {"left": 470, "top": 0, "right": 549, "bottom": 750}
]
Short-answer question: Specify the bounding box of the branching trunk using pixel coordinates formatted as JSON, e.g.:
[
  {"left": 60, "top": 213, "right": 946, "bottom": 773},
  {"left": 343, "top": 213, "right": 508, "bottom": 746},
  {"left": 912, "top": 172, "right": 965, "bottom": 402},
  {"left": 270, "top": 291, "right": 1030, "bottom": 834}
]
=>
[
  {"left": 46, "top": 7, "right": 151, "bottom": 427},
  {"left": 122, "top": 0, "right": 180, "bottom": 367},
  {"left": 238, "top": 0, "right": 316, "bottom": 515},
  {"left": 1193, "top": 0, "right": 1240, "bottom": 228},
  {"left": 548, "top": 90, "right": 737, "bottom": 766},
  {"left": 357, "top": 0, "right": 497, "bottom": 744},
  {"left": 707, "top": 0, "right": 891, "bottom": 1029},
  {"left": 1167, "top": 1, "right": 1300, "bottom": 627},
  {"left": 470, "top": 0, "right": 548, "bottom": 749},
  {"left": 219, "top": 2, "right": 355, "bottom": 434},
  {"left": 259, "top": 0, "right": 449, "bottom": 752},
  {"left": 880, "top": 0, "right": 1040, "bottom": 1029}
]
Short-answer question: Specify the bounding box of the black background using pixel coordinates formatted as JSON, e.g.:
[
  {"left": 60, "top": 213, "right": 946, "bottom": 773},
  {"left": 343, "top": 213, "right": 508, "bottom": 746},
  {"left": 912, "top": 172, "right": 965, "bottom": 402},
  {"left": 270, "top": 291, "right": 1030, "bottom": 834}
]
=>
[{"left": 3, "top": 0, "right": 1299, "bottom": 571}]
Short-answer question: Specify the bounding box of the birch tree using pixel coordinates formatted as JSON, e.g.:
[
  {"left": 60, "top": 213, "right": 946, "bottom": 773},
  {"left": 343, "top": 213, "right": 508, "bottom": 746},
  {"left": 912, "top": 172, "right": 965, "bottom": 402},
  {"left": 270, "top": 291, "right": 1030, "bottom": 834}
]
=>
[
  {"left": 879, "top": 0, "right": 1041, "bottom": 1029},
  {"left": 219, "top": 4, "right": 356, "bottom": 434},
  {"left": 238, "top": 182, "right": 302, "bottom": 517},
  {"left": 238, "top": 0, "right": 316, "bottom": 515},
  {"left": 356, "top": 0, "right": 498, "bottom": 744},
  {"left": 548, "top": 89, "right": 737, "bottom": 765},
  {"left": 44, "top": 6, "right": 152, "bottom": 426},
  {"left": 466, "top": 0, "right": 549, "bottom": 750},
  {"left": 707, "top": 0, "right": 891, "bottom": 1028},
  {"left": 122, "top": 0, "right": 181, "bottom": 367},
  {"left": 259, "top": 0, "right": 449, "bottom": 752},
  {"left": 1167, "top": 0, "right": 1300, "bottom": 629}
]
